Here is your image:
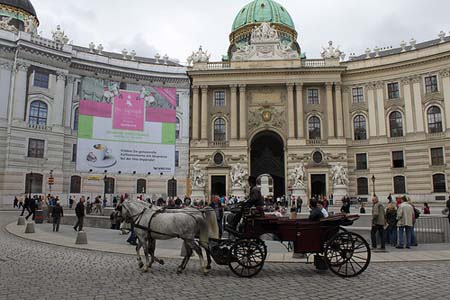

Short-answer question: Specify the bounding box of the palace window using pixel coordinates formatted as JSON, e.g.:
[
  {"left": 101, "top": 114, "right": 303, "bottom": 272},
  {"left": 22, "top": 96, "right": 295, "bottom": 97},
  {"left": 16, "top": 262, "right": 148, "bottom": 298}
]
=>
[
  {"left": 214, "top": 118, "right": 226, "bottom": 141},
  {"left": 307, "top": 88, "right": 319, "bottom": 104},
  {"left": 425, "top": 75, "right": 439, "bottom": 94},
  {"left": 70, "top": 176, "right": 81, "bottom": 194},
  {"left": 214, "top": 91, "right": 225, "bottom": 107},
  {"left": 356, "top": 153, "right": 368, "bottom": 170},
  {"left": 25, "top": 173, "right": 43, "bottom": 194},
  {"left": 175, "top": 151, "right": 179, "bottom": 167},
  {"left": 104, "top": 178, "right": 115, "bottom": 194},
  {"left": 392, "top": 151, "right": 404, "bottom": 168},
  {"left": 433, "top": 174, "right": 446, "bottom": 193},
  {"left": 137, "top": 179, "right": 147, "bottom": 194},
  {"left": 72, "top": 144, "right": 77, "bottom": 162},
  {"left": 353, "top": 115, "right": 367, "bottom": 140},
  {"left": 393, "top": 176, "right": 406, "bottom": 194},
  {"left": 176, "top": 94, "right": 180, "bottom": 107},
  {"left": 308, "top": 116, "right": 321, "bottom": 139},
  {"left": 73, "top": 107, "right": 79, "bottom": 131},
  {"left": 431, "top": 147, "right": 444, "bottom": 166},
  {"left": 28, "top": 139, "right": 45, "bottom": 158},
  {"left": 357, "top": 178, "right": 369, "bottom": 195},
  {"left": 427, "top": 106, "right": 443, "bottom": 133},
  {"left": 387, "top": 82, "right": 400, "bottom": 99},
  {"left": 352, "top": 87, "right": 364, "bottom": 103},
  {"left": 176, "top": 117, "right": 180, "bottom": 139},
  {"left": 29, "top": 101, "right": 48, "bottom": 126},
  {"left": 389, "top": 111, "right": 403, "bottom": 137},
  {"left": 33, "top": 71, "right": 49, "bottom": 89}
]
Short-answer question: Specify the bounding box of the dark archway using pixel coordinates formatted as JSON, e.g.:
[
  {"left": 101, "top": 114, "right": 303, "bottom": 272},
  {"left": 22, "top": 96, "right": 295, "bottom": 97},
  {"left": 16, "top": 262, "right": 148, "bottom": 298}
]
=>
[{"left": 250, "top": 131, "right": 285, "bottom": 198}]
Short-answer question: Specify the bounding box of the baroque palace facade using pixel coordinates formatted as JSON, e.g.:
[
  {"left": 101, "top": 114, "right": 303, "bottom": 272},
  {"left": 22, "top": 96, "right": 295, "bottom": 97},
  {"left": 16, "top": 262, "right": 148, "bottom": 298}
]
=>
[
  {"left": 0, "top": 0, "right": 190, "bottom": 204},
  {"left": 188, "top": 0, "right": 450, "bottom": 203}
]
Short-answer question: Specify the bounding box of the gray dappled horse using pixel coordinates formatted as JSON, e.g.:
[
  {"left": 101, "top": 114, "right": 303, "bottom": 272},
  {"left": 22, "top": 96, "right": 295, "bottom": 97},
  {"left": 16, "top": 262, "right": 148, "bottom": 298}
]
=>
[{"left": 119, "top": 200, "right": 218, "bottom": 275}]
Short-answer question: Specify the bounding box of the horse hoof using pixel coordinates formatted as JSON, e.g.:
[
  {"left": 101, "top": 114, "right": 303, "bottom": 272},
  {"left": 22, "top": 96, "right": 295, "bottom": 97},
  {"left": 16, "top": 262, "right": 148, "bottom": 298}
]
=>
[
  {"left": 138, "top": 262, "right": 144, "bottom": 269},
  {"left": 177, "top": 268, "right": 183, "bottom": 274},
  {"left": 159, "top": 260, "right": 165, "bottom": 266}
]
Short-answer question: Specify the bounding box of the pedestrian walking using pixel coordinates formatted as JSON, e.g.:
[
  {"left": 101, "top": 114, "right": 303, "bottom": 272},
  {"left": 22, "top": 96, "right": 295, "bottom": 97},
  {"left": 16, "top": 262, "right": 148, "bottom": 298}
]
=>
[
  {"left": 423, "top": 203, "right": 430, "bottom": 215},
  {"left": 13, "top": 196, "right": 18, "bottom": 208},
  {"left": 446, "top": 196, "right": 450, "bottom": 224},
  {"left": 396, "top": 196, "right": 414, "bottom": 249},
  {"left": 52, "top": 201, "right": 64, "bottom": 232},
  {"left": 69, "top": 197, "right": 74, "bottom": 209},
  {"left": 20, "top": 196, "right": 30, "bottom": 216},
  {"left": 25, "top": 197, "right": 36, "bottom": 221},
  {"left": 296, "top": 197, "right": 303, "bottom": 213},
  {"left": 385, "top": 203, "right": 398, "bottom": 246},
  {"left": 371, "top": 196, "right": 386, "bottom": 250},
  {"left": 73, "top": 196, "right": 85, "bottom": 232}
]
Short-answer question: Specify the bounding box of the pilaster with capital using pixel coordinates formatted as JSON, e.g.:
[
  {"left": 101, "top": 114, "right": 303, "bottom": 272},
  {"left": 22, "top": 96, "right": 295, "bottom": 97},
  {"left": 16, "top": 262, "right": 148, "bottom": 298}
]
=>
[
  {"left": 295, "top": 83, "right": 304, "bottom": 138},
  {"left": 64, "top": 76, "right": 76, "bottom": 128},
  {"left": 325, "top": 83, "right": 335, "bottom": 138},
  {"left": 0, "top": 61, "right": 13, "bottom": 120},
  {"left": 374, "top": 81, "right": 386, "bottom": 136},
  {"left": 402, "top": 78, "right": 415, "bottom": 134},
  {"left": 287, "top": 83, "right": 295, "bottom": 139},
  {"left": 366, "top": 83, "right": 377, "bottom": 137},
  {"left": 52, "top": 72, "right": 67, "bottom": 127},
  {"left": 239, "top": 85, "right": 247, "bottom": 140},
  {"left": 12, "top": 61, "right": 30, "bottom": 123},
  {"left": 411, "top": 76, "right": 424, "bottom": 132},
  {"left": 230, "top": 85, "right": 238, "bottom": 140},
  {"left": 342, "top": 86, "right": 351, "bottom": 139},
  {"left": 192, "top": 86, "right": 200, "bottom": 140},
  {"left": 200, "top": 85, "right": 208, "bottom": 140},
  {"left": 335, "top": 83, "right": 344, "bottom": 137}
]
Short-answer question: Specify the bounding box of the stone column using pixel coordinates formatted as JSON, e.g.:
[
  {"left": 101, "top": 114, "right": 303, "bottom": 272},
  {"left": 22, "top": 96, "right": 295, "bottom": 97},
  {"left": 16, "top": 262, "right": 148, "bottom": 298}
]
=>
[
  {"left": 402, "top": 79, "right": 415, "bottom": 134},
  {"left": 287, "top": 83, "right": 295, "bottom": 139},
  {"left": 12, "top": 61, "right": 30, "bottom": 123},
  {"left": 52, "top": 72, "right": 66, "bottom": 128},
  {"left": 239, "top": 85, "right": 247, "bottom": 140},
  {"left": 64, "top": 76, "right": 76, "bottom": 128},
  {"left": 230, "top": 85, "right": 238, "bottom": 140},
  {"left": 192, "top": 86, "right": 200, "bottom": 140},
  {"left": 412, "top": 77, "right": 424, "bottom": 132},
  {"left": 295, "top": 82, "right": 304, "bottom": 138},
  {"left": 367, "top": 84, "right": 378, "bottom": 137},
  {"left": 326, "top": 83, "right": 335, "bottom": 138},
  {"left": 335, "top": 83, "right": 344, "bottom": 138},
  {"left": 342, "top": 87, "right": 351, "bottom": 139},
  {"left": 0, "top": 61, "right": 13, "bottom": 121},
  {"left": 200, "top": 85, "right": 208, "bottom": 140},
  {"left": 375, "top": 82, "right": 386, "bottom": 136},
  {"left": 441, "top": 70, "right": 450, "bottom": 130}
]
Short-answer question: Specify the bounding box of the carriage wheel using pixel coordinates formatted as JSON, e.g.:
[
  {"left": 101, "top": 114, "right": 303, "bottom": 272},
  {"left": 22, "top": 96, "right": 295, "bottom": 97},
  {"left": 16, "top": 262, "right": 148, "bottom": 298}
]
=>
[
  {"left": 228, "top": 239, "right": 265, "bottom": 278},
  {"left": 251, "top": 238, "right": 268, "bottom": 260},
  {"left": 324, "top": 232, "right": 371, "bottom": 278}
]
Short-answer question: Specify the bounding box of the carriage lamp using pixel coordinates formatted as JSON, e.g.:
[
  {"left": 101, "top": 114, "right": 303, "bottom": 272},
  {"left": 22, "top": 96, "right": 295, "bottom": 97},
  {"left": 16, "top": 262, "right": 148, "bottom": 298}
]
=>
[{"left": 371, "top": 175, "right": 376, "bottom": 197}]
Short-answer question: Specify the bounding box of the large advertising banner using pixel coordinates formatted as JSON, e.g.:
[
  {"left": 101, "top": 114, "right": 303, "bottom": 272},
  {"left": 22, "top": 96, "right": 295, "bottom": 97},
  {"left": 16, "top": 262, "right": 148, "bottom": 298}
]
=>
[{"left": 76, "top": 86, "right": 176, "bottom": 175}]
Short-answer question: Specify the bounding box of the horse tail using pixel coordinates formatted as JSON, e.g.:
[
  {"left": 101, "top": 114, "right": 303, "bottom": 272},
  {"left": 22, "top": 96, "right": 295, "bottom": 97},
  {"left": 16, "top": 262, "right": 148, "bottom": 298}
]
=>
[{"left": 203, "top": 209, "right": 219, "bottom": 240}]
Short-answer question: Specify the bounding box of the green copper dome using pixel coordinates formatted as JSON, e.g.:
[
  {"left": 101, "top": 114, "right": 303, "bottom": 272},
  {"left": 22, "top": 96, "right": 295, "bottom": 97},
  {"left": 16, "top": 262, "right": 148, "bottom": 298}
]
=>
[{"left": 232, "top": 0, "right": 295, "bottom": 32}]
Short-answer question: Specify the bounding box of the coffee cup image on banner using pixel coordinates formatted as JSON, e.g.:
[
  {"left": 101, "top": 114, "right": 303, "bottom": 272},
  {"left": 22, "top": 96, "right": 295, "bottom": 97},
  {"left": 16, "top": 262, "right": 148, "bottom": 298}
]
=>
[{"left": 86, "top": 144, "right": 117, "bottom": 168}]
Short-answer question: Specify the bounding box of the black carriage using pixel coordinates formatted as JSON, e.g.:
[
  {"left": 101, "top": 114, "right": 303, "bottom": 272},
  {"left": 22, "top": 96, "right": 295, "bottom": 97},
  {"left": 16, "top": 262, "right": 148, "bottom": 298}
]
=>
[{"left": 209, "top": 209, "right": 371, "bottom": 278}]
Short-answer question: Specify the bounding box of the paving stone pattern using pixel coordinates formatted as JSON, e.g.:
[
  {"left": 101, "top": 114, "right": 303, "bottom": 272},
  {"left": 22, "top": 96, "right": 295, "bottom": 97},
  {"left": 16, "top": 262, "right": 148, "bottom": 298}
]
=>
[{"left": 0, "top": 212, "right": 449, "bottom": 300}]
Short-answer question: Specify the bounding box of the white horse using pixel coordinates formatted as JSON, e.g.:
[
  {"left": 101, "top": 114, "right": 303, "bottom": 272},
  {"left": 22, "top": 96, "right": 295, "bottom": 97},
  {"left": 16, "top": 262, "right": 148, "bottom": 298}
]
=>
[{"left": 118, "top": 200, "right": 218, "bottom": 275}]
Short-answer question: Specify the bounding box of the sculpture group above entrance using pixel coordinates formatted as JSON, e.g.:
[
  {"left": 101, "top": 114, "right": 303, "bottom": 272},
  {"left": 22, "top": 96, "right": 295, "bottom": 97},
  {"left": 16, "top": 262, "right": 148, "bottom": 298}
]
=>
[{"left": 232, "top": 22, "right": 300, "bottom": 61}]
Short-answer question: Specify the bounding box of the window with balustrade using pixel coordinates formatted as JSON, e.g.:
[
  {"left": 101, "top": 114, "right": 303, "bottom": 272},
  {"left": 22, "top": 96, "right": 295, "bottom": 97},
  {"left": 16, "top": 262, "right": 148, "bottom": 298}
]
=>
[
  {"left": 425, "top": 75, "right": 438, "bottom": 94},
  {"left": 352, "top": 87, "right": 364, "bottom": 103},
  {"left": 353, "top": 115, "right": 367, "bottom": 140},
  {"left": 214, "top": 118, "right": 226, "bottom": 141},
  {"left": 433, "top": 174, "right": 446, "bottom": 193},
  {"left": 29, "top": 101, "right": 48, "bottom": 126},
  {"left": 308, "top": 116, "right": 321, "bottom": 140},
  {"left": 307, "top": 88, "right": 320, "bottom": 104},
  {"left": 393, "top": 176, "right": 406, "bottom": 194},
  {"left": 427, "top": 106, "right": 443, "bottom": 133},
  {"left": 357, "top": 178, "right": 369, "bottom": 195},
  {"left": 389, "top": 111, "right": 403, "bottom": 137},
  {"left": 387, "top": 82, "right": 400, "bottom": 99}
]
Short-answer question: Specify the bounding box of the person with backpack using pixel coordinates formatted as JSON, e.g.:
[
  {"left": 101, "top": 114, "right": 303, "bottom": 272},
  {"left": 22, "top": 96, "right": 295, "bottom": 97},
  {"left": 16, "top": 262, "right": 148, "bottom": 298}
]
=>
[{"left": 409, "top": 198, "right": 419, "bottom": 247}]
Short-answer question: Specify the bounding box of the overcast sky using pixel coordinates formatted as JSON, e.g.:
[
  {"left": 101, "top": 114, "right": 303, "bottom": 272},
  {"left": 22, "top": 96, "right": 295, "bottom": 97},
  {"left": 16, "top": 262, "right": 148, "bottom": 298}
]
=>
[{"left": 33, "top": 0, "right": 450, "bottom": 63}]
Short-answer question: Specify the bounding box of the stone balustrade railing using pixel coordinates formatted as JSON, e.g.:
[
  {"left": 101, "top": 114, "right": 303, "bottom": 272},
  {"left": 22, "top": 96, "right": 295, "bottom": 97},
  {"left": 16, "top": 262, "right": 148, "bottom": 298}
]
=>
[
  {"left": 27, "top": 123, "right": 51, "bottom": 131},
  {"left": 301, "top": 59, "right": 326, "bottom": 68},
  {"left": 31, "top": 35, "right": 64, "bottom": 51},
  {"left": 207, "top": 62, "right": 231, "bottom": 70}
]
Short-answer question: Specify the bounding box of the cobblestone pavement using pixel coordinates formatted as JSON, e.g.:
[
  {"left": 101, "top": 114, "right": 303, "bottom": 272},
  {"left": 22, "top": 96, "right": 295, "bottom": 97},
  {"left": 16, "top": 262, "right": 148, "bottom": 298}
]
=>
[{"left": 0, "top": 211, "right": 449, "bottom": 300}]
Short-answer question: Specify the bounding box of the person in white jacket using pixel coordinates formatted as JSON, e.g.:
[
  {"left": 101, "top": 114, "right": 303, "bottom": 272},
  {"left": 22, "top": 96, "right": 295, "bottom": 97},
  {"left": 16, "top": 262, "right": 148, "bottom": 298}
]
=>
[{"left": 396, "top": 196, "right": 414, "bottom": 249}]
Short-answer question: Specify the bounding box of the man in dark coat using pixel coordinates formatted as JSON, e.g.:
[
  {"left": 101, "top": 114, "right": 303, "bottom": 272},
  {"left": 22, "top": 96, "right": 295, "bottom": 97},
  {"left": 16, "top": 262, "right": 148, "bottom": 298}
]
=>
[
  {"left": 73, "top": 197, "right": 85, "bottom": 231},
  {"left": 309, "top": 200, "right": 324, "bottom": 221},
  {"left": 20, "top": 196, "right": 30, "bottom": 216},
  {"left": 52, "top": 201, "right": 64, "bottom": 232},
  {"left": 25, "top": 197, "right": 36, "bottom": 221}
]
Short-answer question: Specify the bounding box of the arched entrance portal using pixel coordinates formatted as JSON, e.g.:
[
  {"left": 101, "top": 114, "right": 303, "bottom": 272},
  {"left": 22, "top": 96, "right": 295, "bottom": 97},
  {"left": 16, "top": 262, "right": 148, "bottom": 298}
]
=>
[{"left": 250, "top": 131, "right": 285, "bottom": 199}]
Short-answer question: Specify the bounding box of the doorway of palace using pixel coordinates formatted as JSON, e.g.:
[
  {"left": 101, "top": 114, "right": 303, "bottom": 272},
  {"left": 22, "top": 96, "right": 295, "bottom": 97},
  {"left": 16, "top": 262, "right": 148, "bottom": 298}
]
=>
[
  {"left": 250, "top": 131, "right": 285, "bottom": 199},
  {"left": 211, "top": 176, "right": 226, "bottom": 197},
  {"left": 311, "top": 174, "right": 327, "bottom": 198}
]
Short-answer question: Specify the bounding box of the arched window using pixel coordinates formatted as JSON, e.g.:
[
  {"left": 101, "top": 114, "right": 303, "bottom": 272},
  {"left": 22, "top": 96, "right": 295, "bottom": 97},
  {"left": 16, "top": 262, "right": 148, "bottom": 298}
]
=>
[
  {"left": 137, "top": 179, "right": 147, "bottom": 193},
  {"left": 389, "top": 111, "right": 403, "bottom": 137},
  {"left": 25, "top": 173, "right": 43, "bottom": 194},
  {"left": 357, "top": 177, "right": 369, "bottom": 195},
  {"left": 104, "top": 178, "right": 115, "bottom": 194},
  {"left": 29, "top": 101, "right": 48, "bottom": 126},
  {"left": 354, "top": 115, "right": 367, "bottom": 140},
  {"left": 214, "top": 118, "right": 226, "bottom": 141},
  {"left": 427, "top": 106, "right": 443, "bottom": 133},
  {"left": 70, "top": 176, "right": 81, "bottom": 194},
  {"left": 175, "top": 117, "right": 180, "bottom": 139},
  {"left": 73, "top": 108, "right": 79, "bottom": 131},
  {"left": 393, "top": 176, "right": 406, "bottom": 194},
  {"left": 308, "top": 116, "right": 321, "bottom": 140},
  {"left": 433, "top": 174, "right": 446, "bottom": 193}
]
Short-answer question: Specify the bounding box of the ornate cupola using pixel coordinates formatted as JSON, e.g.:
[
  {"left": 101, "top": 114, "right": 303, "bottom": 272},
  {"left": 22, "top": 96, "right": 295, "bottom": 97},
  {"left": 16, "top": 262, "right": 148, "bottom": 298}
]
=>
[{"left": 0, "top": 0, "right": 38, "bottom": 34}]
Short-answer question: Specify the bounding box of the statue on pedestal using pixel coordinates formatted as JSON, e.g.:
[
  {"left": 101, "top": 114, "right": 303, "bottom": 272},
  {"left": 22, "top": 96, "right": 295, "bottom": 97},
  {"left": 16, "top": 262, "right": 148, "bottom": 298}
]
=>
[
  {"left": 331, "top": 163, "right": 348, "bottom": 186},
  {"left": 191, "top": 160, "right": 206, "bottom": 189},
  {"left": 230, "top": 163, "right": 247, "bottom": 189},
  {"left": 290, "top": 161, "right": 305, "bottom": 188}
]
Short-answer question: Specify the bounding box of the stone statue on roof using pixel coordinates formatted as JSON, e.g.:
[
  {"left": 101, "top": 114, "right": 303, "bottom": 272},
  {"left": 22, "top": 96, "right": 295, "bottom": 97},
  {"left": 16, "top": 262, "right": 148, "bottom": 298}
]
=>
[{"left": 321, "top": 41, "right": 342, "bottom": 59}]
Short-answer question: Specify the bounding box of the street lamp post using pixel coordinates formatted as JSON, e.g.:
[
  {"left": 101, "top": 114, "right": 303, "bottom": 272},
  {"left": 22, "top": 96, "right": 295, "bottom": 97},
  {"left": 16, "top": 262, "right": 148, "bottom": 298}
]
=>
[{"left": 371, "top": 174, "right": 376, "bottom": 197}]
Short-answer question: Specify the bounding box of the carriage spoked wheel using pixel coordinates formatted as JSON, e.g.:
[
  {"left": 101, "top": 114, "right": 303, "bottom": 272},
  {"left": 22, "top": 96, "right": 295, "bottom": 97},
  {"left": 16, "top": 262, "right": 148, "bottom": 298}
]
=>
[
  {"left": 324, "top": 232, "right": 371, "bottom": 277},
  {"left": 228, "top": 239, "right": 266, "bottom": 278},
  {"left": 250, "top": 238, "right": 268, "bottom": 260}
]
